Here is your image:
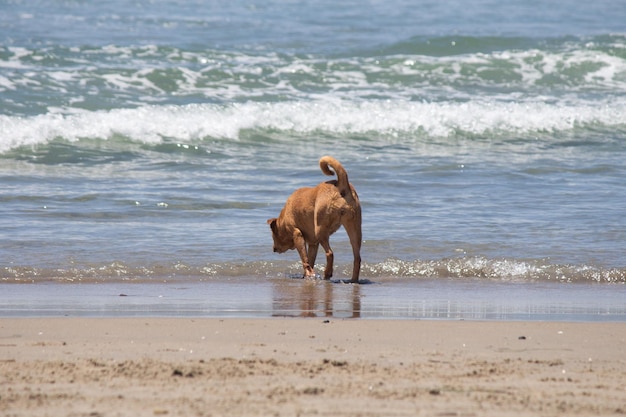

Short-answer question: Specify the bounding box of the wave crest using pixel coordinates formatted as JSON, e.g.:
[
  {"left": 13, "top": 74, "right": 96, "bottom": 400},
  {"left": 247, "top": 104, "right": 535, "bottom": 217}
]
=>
[{"left": 2, "top": 99, "right": 625, "bottom": 154}]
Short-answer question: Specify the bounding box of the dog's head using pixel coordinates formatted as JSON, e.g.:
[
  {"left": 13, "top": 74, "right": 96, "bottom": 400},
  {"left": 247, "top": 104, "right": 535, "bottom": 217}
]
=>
[{"left": 267, "top": 218, "right": 292, "bottom": 253}]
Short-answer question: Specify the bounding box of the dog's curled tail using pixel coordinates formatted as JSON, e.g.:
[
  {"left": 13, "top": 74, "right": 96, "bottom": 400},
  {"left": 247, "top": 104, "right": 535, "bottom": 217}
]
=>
[{"left": 319, "top": 155, "right": 350, "bottom": 195}]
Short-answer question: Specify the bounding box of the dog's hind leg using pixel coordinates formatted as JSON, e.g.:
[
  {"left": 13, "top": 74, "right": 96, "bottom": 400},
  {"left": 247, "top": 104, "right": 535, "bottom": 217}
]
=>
[{"left": 344, "top": 219, "right": 362, "bottom": 283}]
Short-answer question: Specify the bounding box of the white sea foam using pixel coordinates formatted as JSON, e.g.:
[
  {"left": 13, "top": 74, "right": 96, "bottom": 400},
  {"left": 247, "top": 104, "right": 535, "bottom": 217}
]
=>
[
  {"left": 0, "top": 75, "right": 14, "bottom": 90},
  {"left": 1, "top": 98, "right": 624, "bottom": 153},
  {"left": 3, "top": 40, "right": 625, "bottom": 102},
  {"left": 0, "top": 47, "right": 31, "bottom": 70}
]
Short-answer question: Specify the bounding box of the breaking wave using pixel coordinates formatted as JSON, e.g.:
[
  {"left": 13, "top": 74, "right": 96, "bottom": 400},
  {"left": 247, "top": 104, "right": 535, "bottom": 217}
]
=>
[
  {"left": 1, "top": 98, "right": 625, "bottom": 154},
  {"left": 3, "top": 257, "right": 624, "bottom": 284}
]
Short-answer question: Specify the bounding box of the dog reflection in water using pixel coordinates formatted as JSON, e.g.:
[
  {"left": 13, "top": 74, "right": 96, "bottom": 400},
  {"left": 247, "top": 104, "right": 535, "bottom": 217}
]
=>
[{"left": 272, "top": 280, "right": 362, "bottom": 318}]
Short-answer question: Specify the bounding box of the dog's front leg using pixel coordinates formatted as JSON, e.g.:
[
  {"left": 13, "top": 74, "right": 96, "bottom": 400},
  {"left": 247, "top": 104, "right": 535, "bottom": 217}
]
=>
[
  {"left": 293, "top": 229, "right": 315, "bottom": 277},
  {"left": 307, "top": 243, "right": 319, "bottom": 272},
  {"left": 319, "top": 239, "right": 334, "bottom": 280}
]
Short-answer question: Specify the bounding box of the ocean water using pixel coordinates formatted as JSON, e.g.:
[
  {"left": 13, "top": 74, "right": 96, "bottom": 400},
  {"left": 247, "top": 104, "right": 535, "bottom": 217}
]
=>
[{"left": 1, "top": 0, "right": 625, "bottom": 320}]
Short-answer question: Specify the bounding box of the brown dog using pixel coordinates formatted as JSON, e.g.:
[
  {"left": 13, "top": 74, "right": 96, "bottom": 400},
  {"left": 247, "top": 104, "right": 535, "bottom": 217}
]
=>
[{"left": 267, "top": 156, "right": 362, "bottom": 283}]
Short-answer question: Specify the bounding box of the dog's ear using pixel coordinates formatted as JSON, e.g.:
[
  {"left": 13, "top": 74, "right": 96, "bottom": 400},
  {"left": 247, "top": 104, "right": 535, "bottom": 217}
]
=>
[{"left": 267, "top": 218, "right": 278, "bottom": 233}]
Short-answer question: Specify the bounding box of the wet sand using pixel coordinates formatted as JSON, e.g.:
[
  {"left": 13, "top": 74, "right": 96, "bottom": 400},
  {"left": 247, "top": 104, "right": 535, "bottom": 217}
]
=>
[
  {"left": 1, "top": 318, "right": 625, "bottom": 416},
  {"left": 2, "top": 278, "right": 625, "bottom": 320}
]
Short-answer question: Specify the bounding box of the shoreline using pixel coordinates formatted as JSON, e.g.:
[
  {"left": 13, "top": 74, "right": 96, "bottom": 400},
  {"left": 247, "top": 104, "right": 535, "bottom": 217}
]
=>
[
  {"left": 2, "top": 318, "right": 625, "bottom": 416},
  {"left": 2, "top": 278, "right": 626, "bottom": 322}
]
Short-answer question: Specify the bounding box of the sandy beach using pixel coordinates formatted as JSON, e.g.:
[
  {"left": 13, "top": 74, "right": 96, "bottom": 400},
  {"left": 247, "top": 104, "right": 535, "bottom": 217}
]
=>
[{"left": 1, "top": 318, "right": 625, "bottom": 416}]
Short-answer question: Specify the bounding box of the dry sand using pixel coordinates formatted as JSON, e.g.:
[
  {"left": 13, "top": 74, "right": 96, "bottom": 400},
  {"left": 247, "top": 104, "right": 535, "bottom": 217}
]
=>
[{"left": 1, "top": 318, "right": 625, "bottom": 416}]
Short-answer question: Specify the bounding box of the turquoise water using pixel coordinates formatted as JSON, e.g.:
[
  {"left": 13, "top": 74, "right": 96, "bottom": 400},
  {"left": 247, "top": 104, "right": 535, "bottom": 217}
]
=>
[{"left": 1, "top": 0, "right": 625, "bottom": 319}]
